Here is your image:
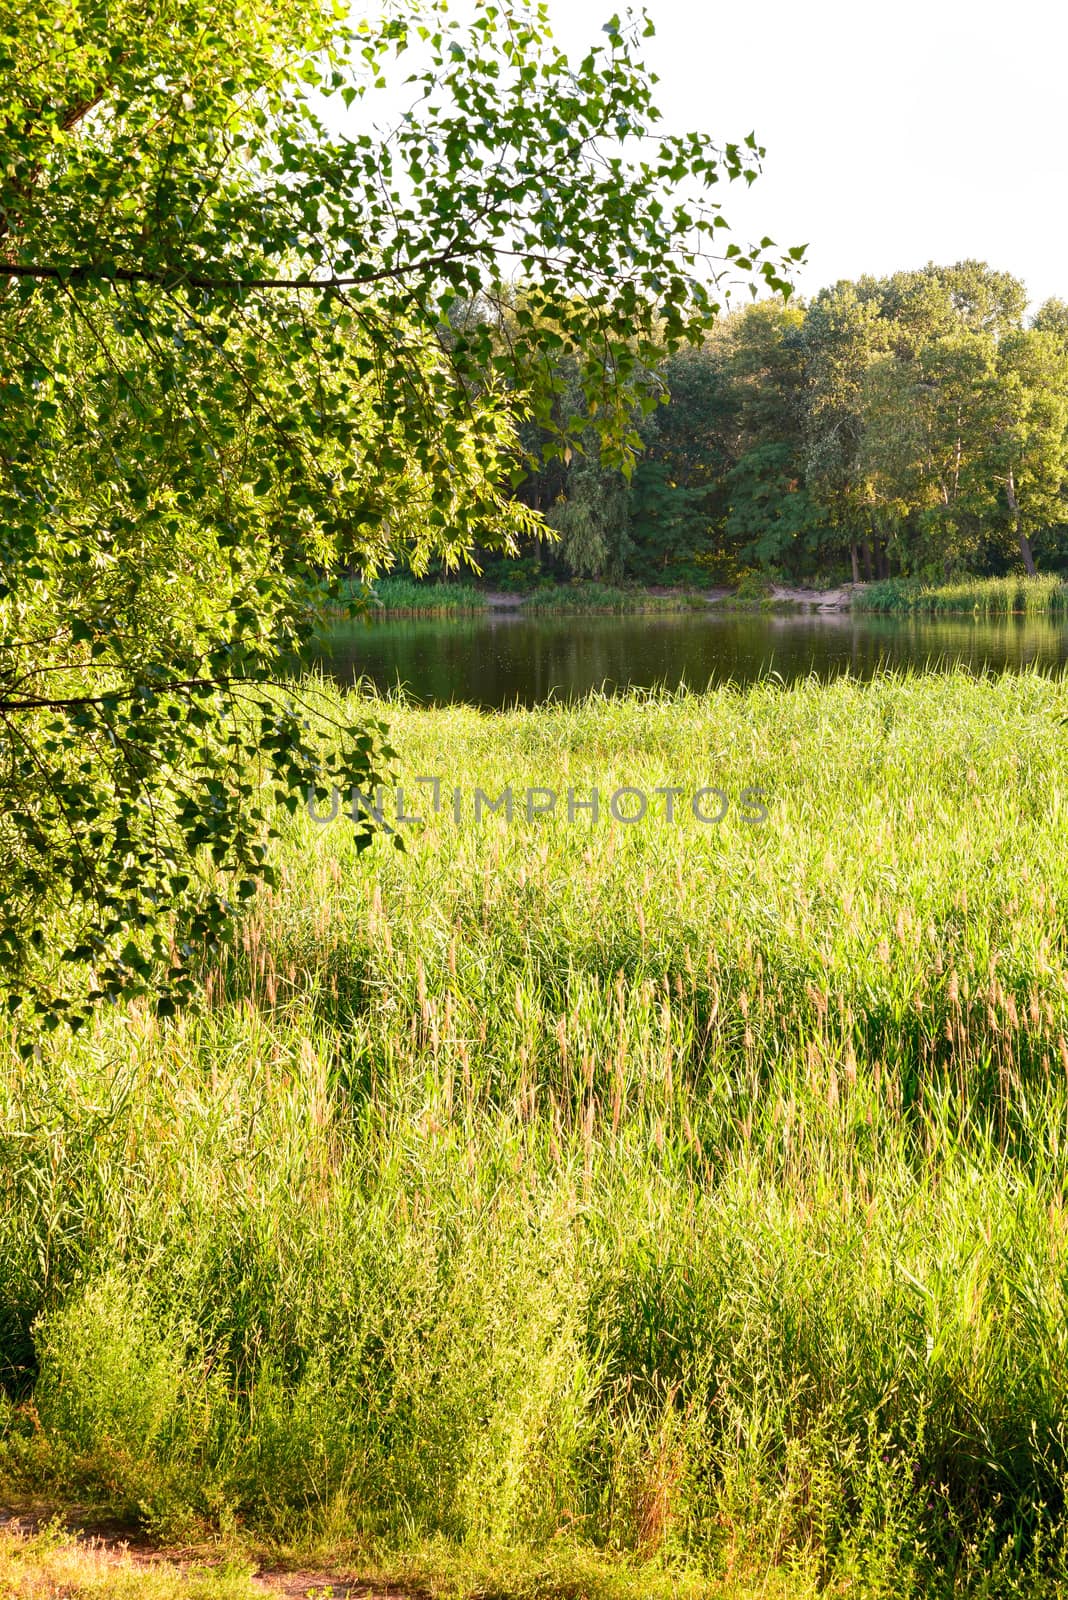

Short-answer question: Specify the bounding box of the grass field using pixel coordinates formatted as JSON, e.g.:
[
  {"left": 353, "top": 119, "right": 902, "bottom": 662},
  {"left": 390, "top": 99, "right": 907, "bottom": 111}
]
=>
[{"left": 3, "top": 670, "right": 1068, "bottom": 1596}]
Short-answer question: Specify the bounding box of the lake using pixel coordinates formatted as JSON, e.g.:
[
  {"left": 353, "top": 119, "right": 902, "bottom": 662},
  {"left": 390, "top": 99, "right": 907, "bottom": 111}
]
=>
[{"left": 309, "top": 608, "right": 1068, "bottom": 709}]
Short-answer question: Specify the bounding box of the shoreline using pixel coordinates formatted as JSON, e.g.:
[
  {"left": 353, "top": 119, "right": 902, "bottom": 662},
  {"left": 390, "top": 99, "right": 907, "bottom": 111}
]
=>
[
  {"left": 335, "top": 575, "right": 1068, "bottom": 620},
  {"left": 345, "top": 581, "right": 864, "bottom": 618}
]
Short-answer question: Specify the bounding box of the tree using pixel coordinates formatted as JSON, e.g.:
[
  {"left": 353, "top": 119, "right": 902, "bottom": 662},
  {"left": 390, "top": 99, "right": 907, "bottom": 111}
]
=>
[
  {"left": 1033, "top": 299, "right": 1068, "bottom": 354},
  {"left": 801, "top": 280, "right": 889, "bottom": 579},
  {"left": 723, "top": 442, "right": 827, "bottom": 575},
  {"left": 717, "top": 300, "right": 833, "bottom": 579},
  {"left": 624, "top": 342, "right": 736, "bottom": 582},
  {"left": 993, "top": 330, "right": 1068, "bottom": 575},
  {"left": 802, "top": 263, "right": 1042, "bottom": 581},
  {"left": 1, "top": 0, "right": 791, "bottom": 1032},
  {"left": 546, "top": 456, "right": 633, "bottom": 580}
]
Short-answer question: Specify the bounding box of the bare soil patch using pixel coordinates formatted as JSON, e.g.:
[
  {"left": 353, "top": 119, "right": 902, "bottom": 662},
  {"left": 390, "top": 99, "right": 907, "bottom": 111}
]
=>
[{"left": 0, "top": 1509, "right": 413, "bottom": 1599}]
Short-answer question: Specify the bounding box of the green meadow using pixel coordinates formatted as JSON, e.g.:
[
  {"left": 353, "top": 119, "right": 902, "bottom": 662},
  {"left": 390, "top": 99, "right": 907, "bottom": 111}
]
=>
[{"left": 3, "top": 669, "right": 1068, "bottom": 1596}]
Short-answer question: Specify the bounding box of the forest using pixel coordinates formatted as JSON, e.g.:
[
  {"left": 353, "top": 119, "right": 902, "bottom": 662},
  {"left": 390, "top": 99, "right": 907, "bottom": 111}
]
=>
[{"left": 479, "top": 263, "right": 1068, "bottom": 588}]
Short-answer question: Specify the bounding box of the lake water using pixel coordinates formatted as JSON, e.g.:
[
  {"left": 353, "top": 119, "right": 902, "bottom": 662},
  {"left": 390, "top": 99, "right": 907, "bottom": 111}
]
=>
[{"left": 309, "top": 609, "right": 1068, "bottom": 710}]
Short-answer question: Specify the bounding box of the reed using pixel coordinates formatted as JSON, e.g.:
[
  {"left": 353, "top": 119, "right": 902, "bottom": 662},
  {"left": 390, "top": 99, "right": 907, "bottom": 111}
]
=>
[
  {"left": 855, "top": 574, "right": 1068, "bottom": 615},
  {"left": 3, "top": 669, "right": 1068, "bottom": 1596},
  {"left": 330, "top": 576, "right": 489, "bottom": 615}
]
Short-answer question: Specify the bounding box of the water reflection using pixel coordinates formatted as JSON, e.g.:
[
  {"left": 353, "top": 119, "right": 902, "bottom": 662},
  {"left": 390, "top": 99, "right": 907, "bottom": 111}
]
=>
[{"left": 307, "top": 610, "right": 1068, "bottom": 709}]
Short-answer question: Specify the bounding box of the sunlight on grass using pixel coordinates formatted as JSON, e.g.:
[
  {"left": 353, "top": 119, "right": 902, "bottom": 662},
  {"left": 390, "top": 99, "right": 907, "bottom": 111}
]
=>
[
  {"left": 855, "top": 574, "right": 1068, "bottom": 615},
  {"left": 3, "top": 671, "right": 1068, "bottom": 1596},
  {"left": 0, "top": 1524, "right": 258, "bottom": 1599}
]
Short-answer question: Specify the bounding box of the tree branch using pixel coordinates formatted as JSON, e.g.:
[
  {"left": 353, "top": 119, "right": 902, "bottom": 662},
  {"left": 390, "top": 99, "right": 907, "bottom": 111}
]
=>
[{"left": 0, "top": 248, "right": 482, "bottom": 292}]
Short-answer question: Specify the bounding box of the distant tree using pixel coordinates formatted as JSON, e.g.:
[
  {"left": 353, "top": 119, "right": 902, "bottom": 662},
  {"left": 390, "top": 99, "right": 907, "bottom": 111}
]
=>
[
  {"left": 937, "top": 259, "right": 1029, "bottom": 338},
  {"left": 626, "top": 343, "right": 735, "bottom": 581},
  {"left": 1032, "top": 299, "right": 1068, "bottom": 354},
  {"left": 993, "top": 330, "right": 1068, "bottom": 575},
  {"left": 810, "top": 263, "right": 1048, "bottom": 580},
  {"left": 718, "top": 300, "right": 833, "bottom": 578},
  {"left": 498, "top": 262, "right": 1067, "bottom": 590},
  {"left": 723, "top": 442, "right": 828, "bottom": 576},
  {"left": 801, "top": 282, "right": 890, "bottom": 579}
]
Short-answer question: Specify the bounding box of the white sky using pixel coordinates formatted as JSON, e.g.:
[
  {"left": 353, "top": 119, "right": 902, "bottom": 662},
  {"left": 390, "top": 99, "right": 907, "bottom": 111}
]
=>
[{"left": 533, "top": 0, "right": 1068, "bottom": 313}]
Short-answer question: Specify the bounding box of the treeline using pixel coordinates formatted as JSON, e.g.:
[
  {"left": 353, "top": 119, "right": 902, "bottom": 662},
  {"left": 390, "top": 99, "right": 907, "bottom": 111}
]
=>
[{"left": 478, "top": 261, "right": 1068, "bottom": 587}]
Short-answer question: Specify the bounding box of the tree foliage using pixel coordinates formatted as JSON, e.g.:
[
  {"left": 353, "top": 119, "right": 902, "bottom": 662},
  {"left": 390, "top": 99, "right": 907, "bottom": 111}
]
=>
[
  {"left": 0, "top": 0, "right": 793, "bottom": 1031},
  {"left": 501, "top": 261, "right": 1068, "bottom": 587}
]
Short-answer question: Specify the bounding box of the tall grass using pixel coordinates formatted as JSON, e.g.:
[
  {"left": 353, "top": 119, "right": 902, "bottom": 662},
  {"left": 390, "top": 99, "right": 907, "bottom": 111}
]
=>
[
  {"left": 331, "top": 576, "right": 488, "bottom": 615},
  {"left": 3, "top": 671, "right": 1068, "bottom": 1594},
  {"left": 856, "top": 574, "right": 1068, "bottom": 615}
]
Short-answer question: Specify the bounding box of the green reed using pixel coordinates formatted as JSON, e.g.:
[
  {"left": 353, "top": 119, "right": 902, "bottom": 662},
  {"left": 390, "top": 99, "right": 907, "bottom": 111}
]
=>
[
  {"left": 3, "top": 669, "right": 1068, "bottom": 1596},
  {"left": 856, "top": 574, "right": 1068, "bottom": 615}
]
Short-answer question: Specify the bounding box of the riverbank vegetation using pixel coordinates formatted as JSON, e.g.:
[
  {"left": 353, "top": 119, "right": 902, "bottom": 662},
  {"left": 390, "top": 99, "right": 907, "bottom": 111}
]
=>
[
  {"left": 355, "top": 578, "right": 489, "bottom": 616},
  {"left": 854, "top": 574, "right": 1068, "bottom": 614},
  {"left": 3, "top": 671, "right": 1068, "bottom": 1597},
  {"left": 354, "top": 571, "right": 1068, "bottom": 621},
  {"left": 338, "top": 578, "right": 710, "bottom": 616},
  {"left": 513, "top": 582, "right": 707, "bottom": 613},
  {"left": 502, "top": 582, "right": 709, "bottom": 611}
]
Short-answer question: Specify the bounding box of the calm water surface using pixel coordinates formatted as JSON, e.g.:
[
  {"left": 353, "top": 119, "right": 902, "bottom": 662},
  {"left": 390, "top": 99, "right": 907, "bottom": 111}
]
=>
[{"left": 309, "top": 610, "right": 1068, "bottom": 710}]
